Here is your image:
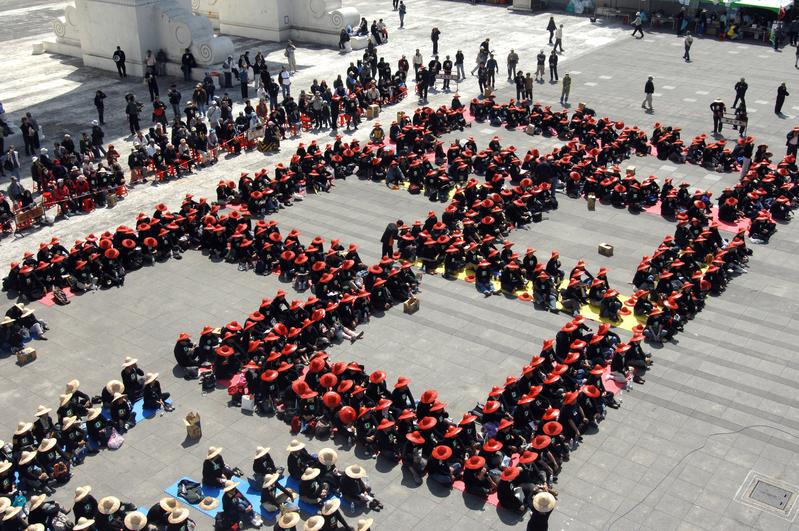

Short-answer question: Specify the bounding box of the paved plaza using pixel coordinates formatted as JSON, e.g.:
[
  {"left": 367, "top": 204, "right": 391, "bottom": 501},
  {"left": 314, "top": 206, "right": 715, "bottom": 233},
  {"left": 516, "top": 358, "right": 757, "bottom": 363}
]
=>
[{"left": 2, "top": 1, "right": 799, "bottom": 530}]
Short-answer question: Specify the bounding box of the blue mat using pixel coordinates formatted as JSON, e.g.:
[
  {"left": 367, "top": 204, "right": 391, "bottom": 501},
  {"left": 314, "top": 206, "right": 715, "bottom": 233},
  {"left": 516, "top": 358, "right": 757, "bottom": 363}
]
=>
[
  {"left": 101, "top": 399, "right": 170, "bottom": 421},
  {"left": 164, "top": 475, "right": 339, "bottom": 519}
]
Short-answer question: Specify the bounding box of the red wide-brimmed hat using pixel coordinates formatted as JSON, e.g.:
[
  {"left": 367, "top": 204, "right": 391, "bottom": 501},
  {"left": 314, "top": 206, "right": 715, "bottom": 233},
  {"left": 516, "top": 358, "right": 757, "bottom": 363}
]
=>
[
  {"left": 532, "top": 435, "right": 552, "bottom": 450},
  {"left": 432, "top": 445, "right": 453, "bottom": 461},
  {"left": 500, "top": 466, "right": 520, "bottom": 482},
  {"left": 482, "top": 439, "right": 503, "bottom": 453},
  {"left": 543, "top": 421, "right": 563, "bottom": 436},
  {"left": 464, "top": 455, "right": 486, "bottom": 470},
  {"left": 420, "top": 389, "right": 438, "bottom": 404}
]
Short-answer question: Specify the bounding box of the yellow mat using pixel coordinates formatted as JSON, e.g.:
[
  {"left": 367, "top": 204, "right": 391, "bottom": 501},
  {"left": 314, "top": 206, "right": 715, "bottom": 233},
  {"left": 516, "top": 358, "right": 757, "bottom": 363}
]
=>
[
  {"left": 389, "top": 181, "right": 457, "bottom": 200},
  {"left": 411, "top": 261, "right": 646, "bottom": 331}
]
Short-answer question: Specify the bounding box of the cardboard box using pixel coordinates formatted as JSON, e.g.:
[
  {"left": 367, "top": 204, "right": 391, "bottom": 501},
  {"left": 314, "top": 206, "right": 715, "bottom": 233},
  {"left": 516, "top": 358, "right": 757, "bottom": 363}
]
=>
[
  {"left": 184, "top": 411, "right": 202, "bottom": 439},
  {"left": 598, "top": 243, "right": 614, "bottom": 257},
  {"left": 16, "top": 347, "right": 36, "bottom": 365},
  {"left": 587, "top": 193, "right": 596, "bottom": 211},
  {"left": 403, "top": 296, "right": 420, "bottom": 314},
  {"left": 241, "top": 395, "right": 255, "bottom": 413},
  {"left": 367, "top": 104, "right": 380, "bottom": 119}
]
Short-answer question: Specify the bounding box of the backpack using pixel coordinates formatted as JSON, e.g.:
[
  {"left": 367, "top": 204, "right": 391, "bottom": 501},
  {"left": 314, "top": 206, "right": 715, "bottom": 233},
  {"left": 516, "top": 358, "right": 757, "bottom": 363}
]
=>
[
  {"left": 177, "top": 479, "right": 204, "bottom": 505},
  {"left": 214, "top": 513, "right": 238, "bottom": 531},
  {"left": 53, "top": 286, "right": 70, "bottom": 305},
  {"left": 107, "top": 429, "right": 124, "bottom": 450},
  {"left": 201, "top": 372, "right": 216, "bottom": 391}
]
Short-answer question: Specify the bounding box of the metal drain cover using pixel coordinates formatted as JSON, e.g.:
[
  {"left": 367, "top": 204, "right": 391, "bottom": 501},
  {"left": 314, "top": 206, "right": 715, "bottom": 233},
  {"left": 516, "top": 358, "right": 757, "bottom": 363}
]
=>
[
  {"left": 734, "top": 471, "right": 799, "bottom": 521},
  {"left": 750, "top": 480, "right": 792, "bottom": 510}
]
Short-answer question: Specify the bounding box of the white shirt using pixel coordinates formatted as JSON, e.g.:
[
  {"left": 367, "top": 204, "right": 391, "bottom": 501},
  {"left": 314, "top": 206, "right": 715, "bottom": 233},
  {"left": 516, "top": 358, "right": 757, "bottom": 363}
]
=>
[
  {"left": 280, "top": 71, "right": 291, "bottom": 86},
  {"left": 555, "top": 27, "right": 563, "bottom": 39}
]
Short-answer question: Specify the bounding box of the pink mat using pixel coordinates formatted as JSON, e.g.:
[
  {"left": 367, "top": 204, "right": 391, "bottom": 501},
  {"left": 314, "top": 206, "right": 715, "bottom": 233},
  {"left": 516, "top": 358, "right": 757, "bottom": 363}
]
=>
[
  {"left": 641, "top": 202, "right": 749, "bottom": 233},
  {"left": 452, "top": 480, "right": 500, "bottom": 506},
  {"left": 36, "top": 287, "right": 74, "bottom": 307},
  {"left": 601, "top": 367, "right": 630, "bottom": 395},
  {"left": 710, "top": 206, "right": 750, "bottom": 233},
  {"left": 643, "top": 203, "right": 661, "bottom": 215}
]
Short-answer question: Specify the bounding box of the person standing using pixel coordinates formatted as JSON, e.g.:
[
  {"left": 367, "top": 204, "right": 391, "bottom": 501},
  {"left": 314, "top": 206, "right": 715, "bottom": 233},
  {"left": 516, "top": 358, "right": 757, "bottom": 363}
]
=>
[
  {"left": 20, "top": 117, "right": 36, "bottom": 156},
  {"left": 144, "top": 50, "right": 156, "bottom": 75},
  {"left": 222, "top": 56, "right": 233, "bottom": 88},
  {"left": 514, "top": 71, "right": 525, "bottom": 99},
  {"left": 507, "top": 49, "right": 519, "bottom": 81},
  {"left": 399, "top": 1, "right": 406, "bottom": 28},
  {"left": 339, "top": 29, "right": 350, "bottom": 51},
  {"left": 732, "top": 78, "right": 747, "bottom": 108},
  {"left": 631, "top": 12, "right": 644, "bottom": 38},
  {"left": 167, "top": 85, "right": 182, "bottom": 120},
  {"left": 554, "top": 24, "right": 564, "bottom": 52},
  {"left": 280, "top": 67, "right": 291, "bottom": 98},
  {"left": 145, "top": 73, "right": 159, "bottom": 102},
  {"left": 771, "top": 21, "right": 782, "bottom": 51},
  {"left": 419, "top": 67, "right": 431, "bottom": 101},
  {"left": 181, "top": 48, "right": 196, "bottom": 81},
  {"left": 155, "top": 49, "right": 168, "bottom": 76},
  {"left": 442, "top": 55, "right": 453, "bottom": 91},
  {"left": 285, "top": 41, "right": 297, "bottom": 74},
  {"left": 547, "top": 17, "right": 557, "bottom": 44},
  {"left": 535, "top": 50, "right": 545, "bottom": 82},
  {"left": 240, "top": 67, "right": 250, "bottom": 100},
  {"left": 413, "top": 49, "right": 423, "bottom": 78},
  {"left": 641, "top": 76, "right": 654, "bottom": 111},
  {"left": 455, "top": 49, "right": 465, "bottom": 80},
  {"left": 477, "top": 64, "right": 487, "bottom": 95},
  {"left": 94, "top": 90, "right": 106, "bottom": 125},
  {"left": 548, "top": 50, "right": 558, "bottom": 82},
  {"left": 561, "top": 73, "right": 571, "bottom": 104},
  {"left": 683, "top": 32, "right": 693, "bottom": 62},
  {"left": 530, "top": 491, "right": 557, "bottom": 531},
  {"left": 471, "top": 48, "right": 485, "bottom": 76},
  {"left": 203, "top": 71, "right": 216, "bottom": 101},
  {"left": 113, "top": 46, "right": 126, "bottom": 78},
  {"left": 91, "top": 121, "right": 106, "bottom": 156},
  {"left": 676, "top": 7, "right": 686, "bottom": 36},
  {"left": 775, "top": 82, "right": 789, "bottom": 115},
  {"left": 380, "top": 220, "right": 403, "bottom": 258},
  {"left": 486, "top": 54, "right": 498, "bottom": 88},
  {"left": 125, "top": 94, "right": 141, "bottom": 135},
  {"left": 710, "top": 98, "right": 725, "bottom": 134},
  {"left": 192, "top": 84, "right": 208, "bottom": 116},
  {"left": 26, "top": 113, "right": 40, "bottom": 150},
  {"left": 431, "top": 27, "right": 441, "bottom": 56},
  {"left": 524, "top": 72, "right": 534, "bottom": 100}
]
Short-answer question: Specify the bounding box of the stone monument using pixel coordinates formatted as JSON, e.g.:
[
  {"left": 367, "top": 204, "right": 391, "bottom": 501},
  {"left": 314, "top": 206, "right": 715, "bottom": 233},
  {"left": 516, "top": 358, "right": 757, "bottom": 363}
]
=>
[
  {"left": 44, "top": 0, "right": 235, "bottom": 77},
  {"left": 191, "top": 0, "right": 362, "bottom": 48}
]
